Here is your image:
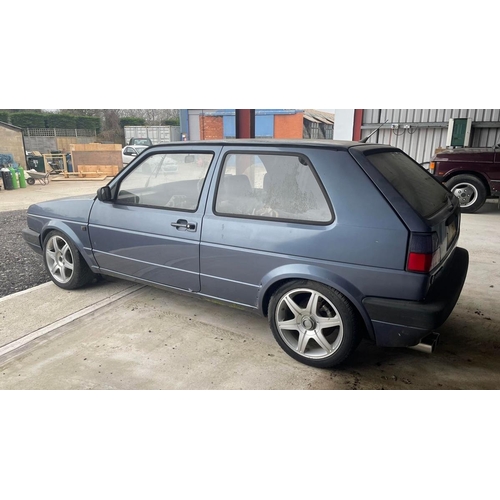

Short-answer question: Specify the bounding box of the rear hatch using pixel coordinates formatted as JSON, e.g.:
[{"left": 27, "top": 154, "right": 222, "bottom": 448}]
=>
[{"left": 354, "top": 148, "right": 460, "bottom": 280}]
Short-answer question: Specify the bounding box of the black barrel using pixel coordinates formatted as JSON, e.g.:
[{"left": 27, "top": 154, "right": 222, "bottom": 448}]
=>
[{"left": 1, "top": 166, "right": 14, "bottom": 190}]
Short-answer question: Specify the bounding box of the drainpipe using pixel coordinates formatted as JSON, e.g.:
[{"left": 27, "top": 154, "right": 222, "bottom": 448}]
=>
[
  {"left": 235, "top": 109, "right": 255, "bottom": 138},
  {"left": 353, "top": 109, "right": 363, "bottom": 141},
  {"left": 180, "top": 110, "right": 189, "bottom": 140}
]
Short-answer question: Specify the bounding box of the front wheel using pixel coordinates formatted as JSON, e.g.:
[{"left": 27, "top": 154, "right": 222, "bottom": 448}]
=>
[
  {"left": 445, "top": 174, "right": 487, "bottom": 213},
  {"left": 268, "top": 280, "right": 362, "bottom": 368},
  {"left": 26, "top": 177, "right": 35, "bottom": 185},
  {"left": 43, "top": 230, "right": 95, "bottom": 290}
]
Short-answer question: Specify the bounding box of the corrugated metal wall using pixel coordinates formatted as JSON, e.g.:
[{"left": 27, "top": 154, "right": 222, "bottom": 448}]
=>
[{"left": 361, "top": 109, "right": 500, "bottom": 164}]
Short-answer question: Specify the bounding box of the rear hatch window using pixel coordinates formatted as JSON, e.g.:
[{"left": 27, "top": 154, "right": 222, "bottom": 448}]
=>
[
  {"left": 364, "top": 149, "right": 460, "bottom": 275},
  {"left": 366, "top": 150, "right": 451, "bottom": 220}
]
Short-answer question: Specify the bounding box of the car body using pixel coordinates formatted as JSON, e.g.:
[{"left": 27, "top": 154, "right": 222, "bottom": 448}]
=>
[
  {"left": 22, "top": 140, "right": 469, "bottom": 368},
  {"left": 429, "top": 145, "right": 500, "bottom": 213},
  {"left": 128, "top": 137, "right": 153, "bottom": 147},
  {"left": 122, "top": 145, "right": 148, "bottom": 167}
]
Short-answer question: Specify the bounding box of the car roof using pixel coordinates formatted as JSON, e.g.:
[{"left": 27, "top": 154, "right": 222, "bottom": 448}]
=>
[{"left": 148, "top": 139, "right": 397, "bottom": 152}]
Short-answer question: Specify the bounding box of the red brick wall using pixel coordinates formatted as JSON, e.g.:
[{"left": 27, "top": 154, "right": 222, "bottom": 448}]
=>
[
  {"left": 200, "top": 116, "right": 223, "bottom": 140},
  {"left": 198, "top": 112, "right": 304, "bottom": 139},
  {"left": 274, "top": 112, "right": 304, "bottom": 139}
]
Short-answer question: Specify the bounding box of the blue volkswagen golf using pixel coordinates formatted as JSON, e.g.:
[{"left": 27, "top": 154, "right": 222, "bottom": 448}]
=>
[{"left": 23, "top": 140, "right": 469, "bottom": 368}]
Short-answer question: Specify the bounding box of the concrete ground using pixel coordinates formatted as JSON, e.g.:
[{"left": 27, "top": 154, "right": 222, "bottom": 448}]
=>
[
  {"left": 0, "top": 180, "right": 499, "bottom": 389},
  {"left": 0, "top": 177, "right": 110, "bottom": 212}
]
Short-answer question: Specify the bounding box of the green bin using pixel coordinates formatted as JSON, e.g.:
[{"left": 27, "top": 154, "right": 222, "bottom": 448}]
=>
[{"left": 27, "top": 155, "right": 45, "bottom": 172}]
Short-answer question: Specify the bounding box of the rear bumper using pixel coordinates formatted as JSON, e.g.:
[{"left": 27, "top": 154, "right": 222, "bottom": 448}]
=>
[
  {"left": 363, "top": 247, "right": 469, "bottom": 347},
  {"left": 22, "top": 228, "right": 43, "bottom": 255}
]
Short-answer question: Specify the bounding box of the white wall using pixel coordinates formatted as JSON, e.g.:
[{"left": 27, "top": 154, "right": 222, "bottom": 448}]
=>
[{"left": 333, "top": 109, "right": 355, "bottom": 140}]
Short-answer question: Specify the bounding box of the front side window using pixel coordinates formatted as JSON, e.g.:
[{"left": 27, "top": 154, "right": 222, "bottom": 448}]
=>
[
  {"left": 215, "top": 153, "right": 332, "bottom": 223},
  {"left": 117, "top": 152, "right": 213, "bottom": 211}
]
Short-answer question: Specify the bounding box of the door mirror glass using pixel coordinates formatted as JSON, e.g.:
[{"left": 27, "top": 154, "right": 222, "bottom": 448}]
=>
[{"left": 97, "top": 186, "right": 112, "bottom": 202}]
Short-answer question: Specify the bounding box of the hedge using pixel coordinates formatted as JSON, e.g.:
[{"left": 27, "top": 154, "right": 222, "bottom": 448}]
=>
[
  {"left": 45, "top": 113, "right": 77, "bottom": 129},
  {"left": 120, "top": 117, "right": 146, "bottom": 127},
  {"left": 76, "top": 116, "right": 100, "bottom": 131},
  {"left": 162, "top": 118, "right": 180, "bottom": 126},
  {"left": 5, "top": 112, "right": 100, "bottom": 131},
  {"left": 10, "top": 112, "right": 46, "bottom": 128}
]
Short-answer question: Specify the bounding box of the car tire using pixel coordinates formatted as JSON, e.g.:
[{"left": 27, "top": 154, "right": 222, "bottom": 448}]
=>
[
  {"left": 445, "top": 174, "right": 487, "bottom": 213},
  {"left": 268, "top": 280, "right": 362, "bottom": 368},
  {"left": 43, "top": 230, "right": 95, "bottom": 290}
]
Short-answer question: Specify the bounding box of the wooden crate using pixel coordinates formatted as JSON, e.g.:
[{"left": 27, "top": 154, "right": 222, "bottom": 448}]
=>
[
  {"left": 71, "top": 143, "right": 122, "bottom": 152},
  {"left": 77, "top": 165, "right": 119, "bottom": 177}
]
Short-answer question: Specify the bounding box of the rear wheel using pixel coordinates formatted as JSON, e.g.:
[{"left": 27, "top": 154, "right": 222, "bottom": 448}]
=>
[
  {"left": 268, "top": 280, "right": 362, "bottom": 368},
  {"left": 445, "top": 174, "right": 487, "bottom": 213},
  {"left": 43, "top": 230, "right": 95, "bottom": 290}
]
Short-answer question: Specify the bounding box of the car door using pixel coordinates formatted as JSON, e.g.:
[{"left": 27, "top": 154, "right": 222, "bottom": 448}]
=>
[
  {"left": 89, "top": 146, "right": 221, "bottom": 291},
  {"left": 122, "top": 147, "right": 137, "bottom": 165},
  {"left": 492, "top": 144, "right": 500, "bottom": 191}
]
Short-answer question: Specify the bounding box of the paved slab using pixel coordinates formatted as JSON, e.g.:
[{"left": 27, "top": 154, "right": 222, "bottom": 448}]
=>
[{"left": 0, "top": 279, "right": 140, "bottom": 350}]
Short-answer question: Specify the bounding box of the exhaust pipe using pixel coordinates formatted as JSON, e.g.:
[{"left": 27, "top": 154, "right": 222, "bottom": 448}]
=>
[{"left": 409, "top": 332, "right": 440, "bottom": 354}]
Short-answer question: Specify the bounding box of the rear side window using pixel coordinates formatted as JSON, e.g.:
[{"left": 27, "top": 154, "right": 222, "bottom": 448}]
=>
[
  {"left": 215, "top": 153, "right": 333, "bottom": 223},
  {"left": 366, "top": 151, "right": 450, "bottom": 219}
]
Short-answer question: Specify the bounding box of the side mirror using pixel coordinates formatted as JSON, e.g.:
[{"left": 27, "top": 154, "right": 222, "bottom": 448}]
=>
[{"left": 97, "top": 186, "right": 112, "bottom": 202}]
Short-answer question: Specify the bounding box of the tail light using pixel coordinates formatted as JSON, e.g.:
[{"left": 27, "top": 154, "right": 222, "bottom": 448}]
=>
[
  {"left": 429, "top": 161, "right": 436, "bottom": 174},
  {"left": 407, "top": 233, "right": 441, "bottom": 273}
]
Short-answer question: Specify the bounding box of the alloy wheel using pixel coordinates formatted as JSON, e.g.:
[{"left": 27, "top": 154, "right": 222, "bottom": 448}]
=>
[
  {"left": 45, "top": 235, "right": 75, "bottom": 284},
  {"left": 451, "top": 182, "right": 478, "bottom": 208},
  {"left": 275, "top": 288, "right": 344, "bottom": 359}
]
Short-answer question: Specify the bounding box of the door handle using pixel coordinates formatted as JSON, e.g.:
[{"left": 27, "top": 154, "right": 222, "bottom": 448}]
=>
[{"left": 171, "top": 219, "right": 197, "bottom": 232}]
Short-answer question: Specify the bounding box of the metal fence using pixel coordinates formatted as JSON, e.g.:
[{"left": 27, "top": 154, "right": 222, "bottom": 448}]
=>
[{"left": 23, "top": 128, "right": 96, "bottom": 137}]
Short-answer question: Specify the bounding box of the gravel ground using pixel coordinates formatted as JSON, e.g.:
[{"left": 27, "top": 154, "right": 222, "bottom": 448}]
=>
[{"left": 0, "top": 209, "right": 48, "bottom": 298}]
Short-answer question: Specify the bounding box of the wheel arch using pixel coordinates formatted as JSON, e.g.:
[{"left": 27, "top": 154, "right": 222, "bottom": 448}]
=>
[
  {"left": 443, "top": 170, "right": 491, "bottom": 196},
  {"left": 41, "top": 221, "right": 97, "bottom": 269},
  {"left": 258, "top": 265, "right": 375, "bottom": 341}
]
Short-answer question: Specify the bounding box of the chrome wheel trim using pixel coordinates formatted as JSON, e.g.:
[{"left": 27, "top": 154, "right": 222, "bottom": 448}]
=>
[
  {"left": 275, "top": 288, "right": 344, "bottom": 360},
  {"left": 451, "top": 182, "right": 478, "bottom": 208},
  {"left": 45, "top": 235, "right": 74, "bottom": 284}
]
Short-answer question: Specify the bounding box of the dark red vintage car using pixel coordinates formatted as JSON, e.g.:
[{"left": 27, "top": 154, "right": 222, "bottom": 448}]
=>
[{"left": 429, "top": 145, "right": 500, "bottom": 213}]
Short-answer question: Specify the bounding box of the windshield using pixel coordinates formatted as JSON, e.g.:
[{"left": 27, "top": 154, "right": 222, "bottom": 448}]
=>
[
  {"left": 366, "top": 150, "right": 452, "bottom": 219},
  {"left": 133, "top": 139, "right": 151, "bottom": 146}
]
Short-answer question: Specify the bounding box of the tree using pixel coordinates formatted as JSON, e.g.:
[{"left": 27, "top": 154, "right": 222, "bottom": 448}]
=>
[
  {"left": 45, "top": 109, "right": 180, "bottom": 144},
  {"left": 60, "top": 109, "right": 102, "bottom": 117},
  {"left": 118, "top": 109, "right": 179, "bottom": 126}
]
